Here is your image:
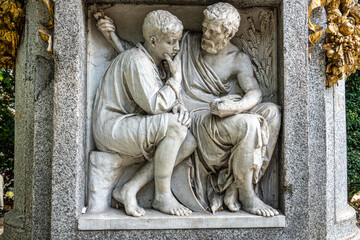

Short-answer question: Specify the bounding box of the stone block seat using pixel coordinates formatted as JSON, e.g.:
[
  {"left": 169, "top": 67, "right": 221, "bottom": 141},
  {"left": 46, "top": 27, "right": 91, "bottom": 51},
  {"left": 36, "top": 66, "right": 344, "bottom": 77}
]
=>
[{"left": 87, "top": 151, "right": 129, "bottom": 213}]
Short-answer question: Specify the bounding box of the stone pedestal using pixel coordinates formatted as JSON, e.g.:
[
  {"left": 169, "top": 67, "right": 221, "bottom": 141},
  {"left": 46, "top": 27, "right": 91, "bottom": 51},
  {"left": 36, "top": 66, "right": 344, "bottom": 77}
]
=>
[{"left": 1, "top": 0, "right": 358, "bottom": 239}]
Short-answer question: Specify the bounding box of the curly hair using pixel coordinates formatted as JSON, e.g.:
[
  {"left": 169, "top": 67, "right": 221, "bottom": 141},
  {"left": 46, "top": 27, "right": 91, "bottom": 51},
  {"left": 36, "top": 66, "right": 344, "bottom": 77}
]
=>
[
  {"left": 142, "top": 10, "right": 183, "bottom": 42},
  {"left": 203, "top": 2, "right": 240, "bottom": 38}
]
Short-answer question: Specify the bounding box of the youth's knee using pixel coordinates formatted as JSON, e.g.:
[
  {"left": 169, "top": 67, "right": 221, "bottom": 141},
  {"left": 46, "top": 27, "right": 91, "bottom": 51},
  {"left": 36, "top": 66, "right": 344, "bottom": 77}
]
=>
[{"left": 166, "top": 114, "right": 188, "bottom": 140}]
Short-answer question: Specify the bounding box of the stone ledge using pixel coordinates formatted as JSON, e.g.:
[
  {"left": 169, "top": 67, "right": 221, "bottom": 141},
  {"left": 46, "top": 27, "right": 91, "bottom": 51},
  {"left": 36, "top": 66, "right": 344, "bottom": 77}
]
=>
[{"left": 78, "top": 208, "right": 286, "bottom": 230}]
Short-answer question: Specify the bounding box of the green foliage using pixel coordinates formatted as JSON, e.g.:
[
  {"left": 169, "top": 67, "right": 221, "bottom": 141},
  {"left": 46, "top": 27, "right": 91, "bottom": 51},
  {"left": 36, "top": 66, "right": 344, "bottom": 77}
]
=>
[
  {"left": 0, "top": 69, "right": 14, "bottom": 180},
  {"left": 346, "top": 71, "right": 360, "bottom": 199}
]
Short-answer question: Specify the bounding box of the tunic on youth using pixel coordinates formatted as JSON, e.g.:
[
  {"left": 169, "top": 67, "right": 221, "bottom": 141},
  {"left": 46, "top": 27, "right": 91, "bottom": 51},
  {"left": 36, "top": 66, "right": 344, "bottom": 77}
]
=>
[{"left": 92, "top": 43, "right": 179, "bottom": 160}]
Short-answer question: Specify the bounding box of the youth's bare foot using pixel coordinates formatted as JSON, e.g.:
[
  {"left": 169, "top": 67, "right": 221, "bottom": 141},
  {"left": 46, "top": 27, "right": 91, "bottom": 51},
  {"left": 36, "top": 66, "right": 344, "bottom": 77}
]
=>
[
  {"left": 113, "top": 186, "right": 146, "bottom": 217},
  {"left": 152, "top": 193, "right": 192, "bottom": 216},
  {"left": 224, "top": 186, "right": 241, "bottom": 212},
  {"left": 239, "top": 190, "right": 279, "bottom": 217}
]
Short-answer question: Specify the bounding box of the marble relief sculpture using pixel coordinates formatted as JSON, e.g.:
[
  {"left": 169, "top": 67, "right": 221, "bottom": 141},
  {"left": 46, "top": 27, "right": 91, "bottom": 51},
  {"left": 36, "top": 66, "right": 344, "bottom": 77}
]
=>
[
  {"left": 92, "top": 10, "right": 195, "bottom": 216},
  {"left": 93, "top": 2, "right": 281, "bottom": 217}
]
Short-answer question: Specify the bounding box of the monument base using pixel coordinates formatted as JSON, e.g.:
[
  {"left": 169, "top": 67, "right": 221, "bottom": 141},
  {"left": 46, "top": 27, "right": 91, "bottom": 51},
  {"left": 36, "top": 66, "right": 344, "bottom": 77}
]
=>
[{"left": 78, "top": 208, "right": 286, "bottom": 230}]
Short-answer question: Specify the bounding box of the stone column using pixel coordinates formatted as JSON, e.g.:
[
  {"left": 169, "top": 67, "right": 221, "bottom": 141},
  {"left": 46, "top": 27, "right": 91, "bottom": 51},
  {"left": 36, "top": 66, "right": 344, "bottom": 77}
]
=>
[
  {"left": 0, "top": 1, "right": 54, "bottom": 240},
  {"left": 307, "top": 2, "right": 358, "bottom": 239},
  {"left": 50, "top": 0, "right": 87, "bottom": 239},
  {"left": 333, "top": 79, "right": 359, "bottom": 239}
]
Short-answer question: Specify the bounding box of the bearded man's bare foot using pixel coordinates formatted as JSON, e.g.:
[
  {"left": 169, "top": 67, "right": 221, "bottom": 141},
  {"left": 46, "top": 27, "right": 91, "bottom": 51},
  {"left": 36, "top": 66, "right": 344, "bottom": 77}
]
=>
[
  {"left": 239, "top": 190, "right": 279, "bottom": 217},
  {"left": 210, "top": 194, "right": 223, "bottom": 213},
  {"left": 113, "top": 186, "right": 146, "bottom": 217},
  {"left": 224, "top": 186, "right": 241, "bottom": 212},
  {"left": 152, "top": 194, "right": 192, "bottom": 216}
]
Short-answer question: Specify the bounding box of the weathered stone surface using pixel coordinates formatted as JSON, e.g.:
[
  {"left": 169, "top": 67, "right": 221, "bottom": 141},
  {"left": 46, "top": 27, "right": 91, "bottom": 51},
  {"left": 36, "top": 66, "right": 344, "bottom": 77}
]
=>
[
  {"left": 32, "top": 57, "right": 53, "bottom": 240},
  {"left": 0, "top": 1, "right": 53, "bottom": 240},
  {"left": 307, "top": 6, "right": 329, "bottom": 239},
  {"left": 50, "top": 0, "right": 87, "bottom": 239}
]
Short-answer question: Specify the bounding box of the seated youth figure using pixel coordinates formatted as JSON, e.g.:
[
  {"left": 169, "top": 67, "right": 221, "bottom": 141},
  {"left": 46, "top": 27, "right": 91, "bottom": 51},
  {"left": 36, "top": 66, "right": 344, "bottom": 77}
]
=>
[{"left": 92, "top": 10, "right": 196, "bottom": 217}]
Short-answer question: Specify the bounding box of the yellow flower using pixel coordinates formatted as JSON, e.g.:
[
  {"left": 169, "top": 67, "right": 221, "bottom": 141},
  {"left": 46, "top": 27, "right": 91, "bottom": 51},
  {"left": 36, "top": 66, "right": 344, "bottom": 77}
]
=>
[{"left": 5, "top": 191, "right": 14, "bottom": 199}]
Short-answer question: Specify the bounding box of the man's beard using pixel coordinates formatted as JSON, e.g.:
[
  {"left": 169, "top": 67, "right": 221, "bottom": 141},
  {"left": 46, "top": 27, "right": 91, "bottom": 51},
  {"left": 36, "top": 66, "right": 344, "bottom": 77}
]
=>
[{"left": 201, "top": 38, "right": 228, "bottom": 54}]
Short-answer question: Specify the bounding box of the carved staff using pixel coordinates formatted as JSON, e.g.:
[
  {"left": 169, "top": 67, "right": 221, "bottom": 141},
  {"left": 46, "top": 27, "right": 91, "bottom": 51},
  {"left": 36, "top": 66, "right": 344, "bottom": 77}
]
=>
[{"left": 94, "top": 9, "right": 128, "bottom": 53}]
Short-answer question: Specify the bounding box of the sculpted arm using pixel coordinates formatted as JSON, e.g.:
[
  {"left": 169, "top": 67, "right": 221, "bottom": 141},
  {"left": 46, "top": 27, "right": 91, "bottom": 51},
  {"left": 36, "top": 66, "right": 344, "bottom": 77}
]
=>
[
  {"left": 234, "top": 53, "right": 262, "bottom": 110},
  {"left": 94, "top": 11, "right": 135, "bottom": 53},
  {"left": 210, "top": 53, "right": 262, "bottom": 117},
  {"left": 127, "top": 56, "right": 182, "bottom": 115}
]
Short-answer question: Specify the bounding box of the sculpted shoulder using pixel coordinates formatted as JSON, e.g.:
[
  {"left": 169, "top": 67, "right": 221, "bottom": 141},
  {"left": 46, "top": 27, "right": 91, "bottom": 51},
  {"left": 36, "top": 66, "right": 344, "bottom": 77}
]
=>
[
  {"left": 227, "top": 42, "right": 253, "bottom": 74},
  {"left": 118, "top": 47, "right": 152, "bottom": 68},
  {"left": 232, "top": 45, "right": 251, "bottom": 65}
]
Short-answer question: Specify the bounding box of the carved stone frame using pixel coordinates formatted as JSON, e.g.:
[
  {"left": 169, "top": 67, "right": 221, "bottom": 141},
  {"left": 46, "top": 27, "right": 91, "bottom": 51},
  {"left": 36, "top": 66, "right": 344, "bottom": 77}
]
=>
[{"left": 45, "top": 0, "right": 358, "bottom": 238}]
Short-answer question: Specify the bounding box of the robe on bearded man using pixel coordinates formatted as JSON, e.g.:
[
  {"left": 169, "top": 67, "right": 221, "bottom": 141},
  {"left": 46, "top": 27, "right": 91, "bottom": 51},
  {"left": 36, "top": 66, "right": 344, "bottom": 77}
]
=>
[{"left": 178, "top": 32, "right": 280, "bottom": 208}]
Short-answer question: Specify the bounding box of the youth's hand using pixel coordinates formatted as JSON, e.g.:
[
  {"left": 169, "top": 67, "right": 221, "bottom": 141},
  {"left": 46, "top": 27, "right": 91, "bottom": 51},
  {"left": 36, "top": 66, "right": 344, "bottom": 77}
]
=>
[
  {"left": 96, "top": 18, "right": 115, "bottom": 40},
  {"left": 164, "top": 53, "right": 182, "bottom": 83},
  {"left": 172, "top": 103, "right": 191, "bottom": 128}
]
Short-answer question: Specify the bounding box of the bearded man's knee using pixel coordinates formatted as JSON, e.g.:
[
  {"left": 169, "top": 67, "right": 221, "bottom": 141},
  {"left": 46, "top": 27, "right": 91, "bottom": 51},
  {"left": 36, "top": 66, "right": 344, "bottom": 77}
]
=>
[
  {"left": 261, "top": 103, "right": 281, "bottom": 123},
  {"left": 243, "top": 115, "right": 262, "bottom": 130}
]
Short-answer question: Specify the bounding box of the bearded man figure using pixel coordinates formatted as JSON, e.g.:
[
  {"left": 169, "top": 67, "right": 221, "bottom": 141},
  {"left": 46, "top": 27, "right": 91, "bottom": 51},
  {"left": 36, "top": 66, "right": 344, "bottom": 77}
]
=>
[
  {"left": 178, "top": 3, "right": 280, "bottom": 217},
  {"left": 96, "top": 2, "right": 281, "bottom": 217}
]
